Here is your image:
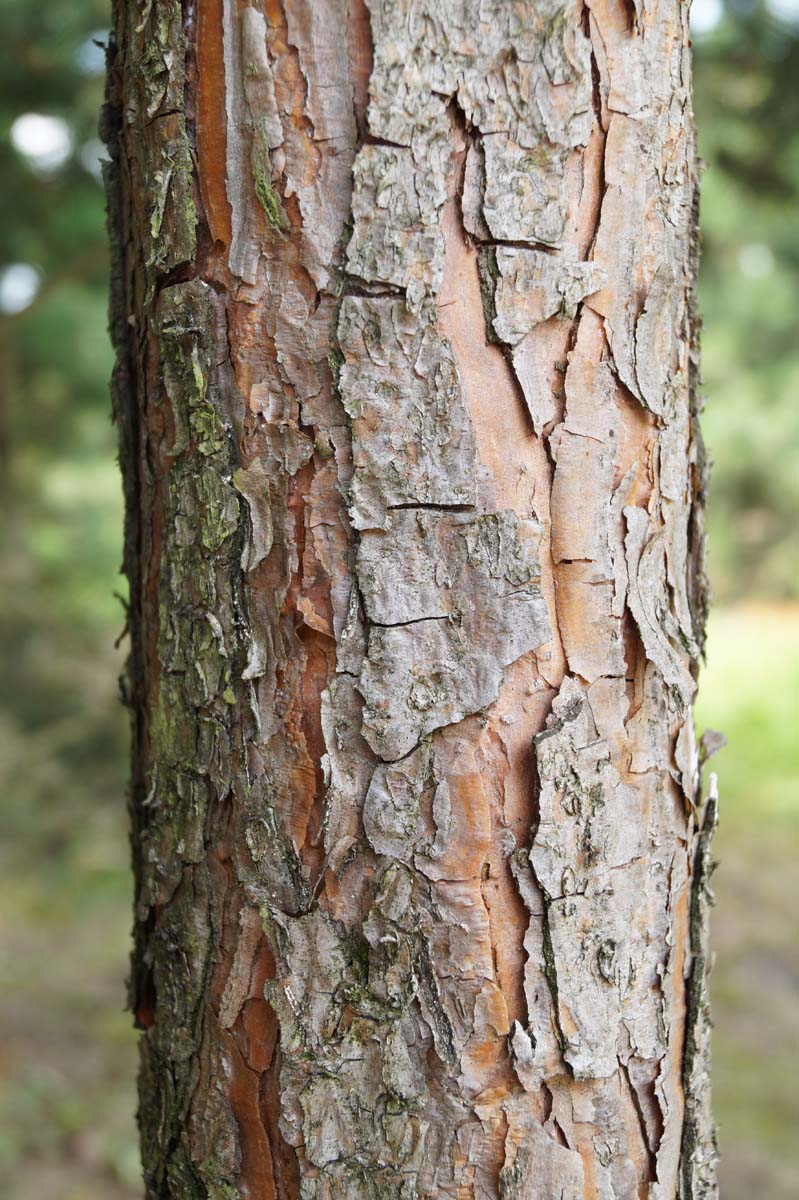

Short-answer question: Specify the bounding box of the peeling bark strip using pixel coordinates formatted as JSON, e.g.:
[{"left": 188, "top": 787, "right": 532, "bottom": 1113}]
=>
[{"left": 105, "top": 0, "right": 716, "bottom": 1196}]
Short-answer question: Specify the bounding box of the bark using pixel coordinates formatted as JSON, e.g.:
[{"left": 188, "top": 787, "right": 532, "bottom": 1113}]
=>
[{"left": 104, "top": 1, "right": 717, "bottom": 1196}]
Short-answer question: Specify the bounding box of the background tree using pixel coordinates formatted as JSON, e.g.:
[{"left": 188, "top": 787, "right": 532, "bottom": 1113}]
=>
[{"left": 0, "top": 1, "right": 796, "bottom": 1199}]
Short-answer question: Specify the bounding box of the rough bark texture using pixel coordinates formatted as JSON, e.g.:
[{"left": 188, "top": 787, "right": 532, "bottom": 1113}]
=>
[{"left": 104, "top": 1, "right": 717, "bottom": 1196}]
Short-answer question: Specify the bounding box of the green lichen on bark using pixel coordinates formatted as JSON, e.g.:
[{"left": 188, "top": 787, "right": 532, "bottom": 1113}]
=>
[
  {"left": 250, "top": 117, "right": 286, "bottom": 230},
  {"left": 253, "top": 170, "right": 285, "bottom": 228},
  {"left": 250, "top": 114, "right": 286, "bottom": 230}
]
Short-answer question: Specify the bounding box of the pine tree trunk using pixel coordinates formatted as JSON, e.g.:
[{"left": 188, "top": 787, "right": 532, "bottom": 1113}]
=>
[{"left": 104, "top": 1, "right": 717, "bottom": 1196}]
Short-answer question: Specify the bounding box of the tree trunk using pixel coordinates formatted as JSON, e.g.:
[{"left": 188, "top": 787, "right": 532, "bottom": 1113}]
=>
[{"left": 104, "top": 1, "right": 717, "bottom": 1196}]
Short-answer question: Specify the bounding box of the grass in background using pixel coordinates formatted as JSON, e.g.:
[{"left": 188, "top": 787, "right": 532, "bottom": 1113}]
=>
[
  {"left": 697, "top": 607, "right": 799, "bottom": 1200},
  {"left": 699, "top": 606, "right": 799, "bottom": 827}
]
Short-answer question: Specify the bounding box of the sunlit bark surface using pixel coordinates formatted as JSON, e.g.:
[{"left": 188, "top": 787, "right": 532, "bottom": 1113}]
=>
[{"left": 105, "top": 1, "right": 717, "bottom": 1195}]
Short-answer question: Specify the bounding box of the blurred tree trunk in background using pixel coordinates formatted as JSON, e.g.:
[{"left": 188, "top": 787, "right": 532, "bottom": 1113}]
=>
[{"left": 105, "top": 1, "right": 717, "bottom": 1196}]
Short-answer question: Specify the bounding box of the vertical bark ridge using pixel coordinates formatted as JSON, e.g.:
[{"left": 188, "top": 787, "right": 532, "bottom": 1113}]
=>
[{"left": 106, "top": 0, "right": 717, "bottom": 1195}]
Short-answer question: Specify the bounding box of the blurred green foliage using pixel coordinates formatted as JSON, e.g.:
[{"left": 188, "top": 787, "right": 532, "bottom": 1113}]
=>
[
  {"left": 695, "top": 605, "right": 799, "bottom": 1199},
  {"left": 0, "top": 5, "right": 137, "bottom": 1198},
  {"left": 693, "top": 2, "right": 799, "bottom": 600},
  {"left": 0, "top": 2, "right": 795, "bottom": 1199}
]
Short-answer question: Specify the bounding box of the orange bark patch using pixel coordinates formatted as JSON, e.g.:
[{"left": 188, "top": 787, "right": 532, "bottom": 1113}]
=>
[
  {"left": 438, "top": 203, "right": 539, "bottom": 513},
  {"left": 264, "top": 0, "right": 320, "bottom": 201},
  {"left": 348, "top": 0, "right": 373, "bottom": 138},
  {"left": 214, "top": 908, "right": 296, "bottom": 1200},
  {"left": 196, "top": 0, "right": 232, "bottom": 250},
  {"left": 615, "top": 385, "right": 655, "bottom": 501},
  {"left": 422, "top": 735, "right": 491, "bottom": 882},
  {"left": 225, "top": 1025, "right": 278, "bottom": 1200}
]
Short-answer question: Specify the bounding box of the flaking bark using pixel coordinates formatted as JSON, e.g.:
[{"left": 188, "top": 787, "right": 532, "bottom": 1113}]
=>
[{"left": 105, "top": 1, "right": 717, "bottom": 1196}]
